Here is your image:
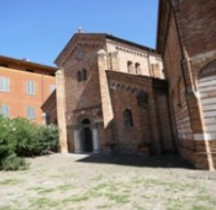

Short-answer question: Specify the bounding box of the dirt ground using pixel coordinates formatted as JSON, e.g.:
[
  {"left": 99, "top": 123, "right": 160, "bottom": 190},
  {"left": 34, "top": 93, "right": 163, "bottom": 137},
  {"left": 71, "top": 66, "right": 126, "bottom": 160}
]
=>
[{"left": 0, "top": 153, "right": 216, "bottom": 210}]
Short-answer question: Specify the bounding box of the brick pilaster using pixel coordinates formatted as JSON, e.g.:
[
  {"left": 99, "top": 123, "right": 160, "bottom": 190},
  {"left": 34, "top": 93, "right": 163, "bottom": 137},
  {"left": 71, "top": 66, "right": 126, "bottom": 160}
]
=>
[
  {"left": 56, "top": 69, "right": 68, "bottom": 153},
  {"left": 97, "top": 49, "right": 114, "bottom": 144}
]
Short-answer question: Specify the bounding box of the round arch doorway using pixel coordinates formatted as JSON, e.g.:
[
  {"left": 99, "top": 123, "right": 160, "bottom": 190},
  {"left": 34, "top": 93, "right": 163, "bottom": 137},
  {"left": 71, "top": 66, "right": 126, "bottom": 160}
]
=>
[{"left": 81, "top": 119, "right": 93, "bottom": 153}]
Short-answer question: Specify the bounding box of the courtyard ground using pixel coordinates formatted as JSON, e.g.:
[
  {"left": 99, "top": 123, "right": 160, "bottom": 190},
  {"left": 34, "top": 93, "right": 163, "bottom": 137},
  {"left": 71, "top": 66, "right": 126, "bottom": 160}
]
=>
[{"left": 0, "top": 153, "right": 216, "bottom": 210}]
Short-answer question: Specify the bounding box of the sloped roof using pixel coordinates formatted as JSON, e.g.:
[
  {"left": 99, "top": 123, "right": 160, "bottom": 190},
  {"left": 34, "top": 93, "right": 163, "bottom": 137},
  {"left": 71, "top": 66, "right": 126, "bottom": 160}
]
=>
[{"left": 0, "top": 54, "right": 57, "bottom": 73}]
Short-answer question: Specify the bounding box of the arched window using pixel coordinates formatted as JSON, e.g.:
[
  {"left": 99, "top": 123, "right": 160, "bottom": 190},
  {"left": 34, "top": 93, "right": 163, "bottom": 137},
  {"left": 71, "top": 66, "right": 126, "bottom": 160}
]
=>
[
  {"left": 77, "top": 69, "right": 87, "bottom": 82},
  {"left": 83, "top": 69, "right": 87, "bottom": 81},
  {"left": 136, "top": 90, "right": 148, "bottom": 109},
  {"left": 123, "top": 109, "right": 133, "bottom": 128},
  {"left": 82, "top": 118, "right": 91, "bottom": 125},
  {"left": 135, "top": 63, "right": 141, "bottom": 74},
  {"left": 127, "top": 61, "right": 133, "bottom": 73},
  {"left": 77, "top": 71, "right": 81, "bottom": 82}
]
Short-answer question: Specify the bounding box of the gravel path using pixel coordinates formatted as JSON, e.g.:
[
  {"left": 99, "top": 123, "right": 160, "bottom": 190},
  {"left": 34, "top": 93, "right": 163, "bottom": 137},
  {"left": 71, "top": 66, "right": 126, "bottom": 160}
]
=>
[{"left": 0, "top": 154, "right": 216, "bottom": 210}]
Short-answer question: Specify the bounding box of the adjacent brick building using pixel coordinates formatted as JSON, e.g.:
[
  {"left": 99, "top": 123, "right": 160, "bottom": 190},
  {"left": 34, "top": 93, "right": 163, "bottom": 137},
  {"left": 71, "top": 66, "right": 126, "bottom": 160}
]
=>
[
  {"left": 0, "top": 55, "right": 56, "bottom": 123},
  {"left": 53, "top": 33, "right": 174, "bottom": 156},
  {"left": 157, "top": 0, "right": 216, "bottom": 169}
]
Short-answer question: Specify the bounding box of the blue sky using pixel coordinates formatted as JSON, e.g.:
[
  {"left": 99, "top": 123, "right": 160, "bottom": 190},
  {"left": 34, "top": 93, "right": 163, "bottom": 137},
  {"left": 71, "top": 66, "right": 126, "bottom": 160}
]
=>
[{"left": 0, "top": 0, "right": 159, "bottom": 66}]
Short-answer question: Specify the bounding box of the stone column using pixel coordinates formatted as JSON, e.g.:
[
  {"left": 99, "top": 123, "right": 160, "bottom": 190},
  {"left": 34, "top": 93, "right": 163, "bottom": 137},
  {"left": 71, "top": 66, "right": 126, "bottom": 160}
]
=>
[
  {"left": 73, "top": 125, "right": 81, "bottom": 153},
  {"left": 92, "top": 124, "right": 100, "bottom": 153},
  {"left": 56, "top": 69, "right": 68, "bottom": 153}
]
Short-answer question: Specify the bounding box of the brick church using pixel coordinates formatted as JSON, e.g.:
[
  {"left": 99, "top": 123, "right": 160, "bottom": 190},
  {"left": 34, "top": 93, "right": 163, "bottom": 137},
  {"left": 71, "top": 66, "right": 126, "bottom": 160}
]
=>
[
  {"left": 42, "top": 0, "right": 216, "bottom": 170},
  {"left": 52, "top": 33, "right": 174, "bottom": 157}
]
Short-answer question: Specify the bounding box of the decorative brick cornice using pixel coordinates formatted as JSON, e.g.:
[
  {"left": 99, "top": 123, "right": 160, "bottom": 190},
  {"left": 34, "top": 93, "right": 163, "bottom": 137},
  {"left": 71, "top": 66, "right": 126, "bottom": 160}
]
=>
[
  {"left": 115, "top": 46, "right": 147, "bottom": 57},
  {"left": 106, "top": 70, "right": 167, "bottom": 89},
  {"left": 106, "top": 70, "right": 152, "bottom": 85}
]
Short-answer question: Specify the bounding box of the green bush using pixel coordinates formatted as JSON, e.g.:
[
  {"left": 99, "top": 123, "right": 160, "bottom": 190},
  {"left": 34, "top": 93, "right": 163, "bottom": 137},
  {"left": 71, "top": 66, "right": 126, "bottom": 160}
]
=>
[
  {"left": 14, "top": 118, "right": 59, "bottom": 157},
  {"left": 1, "top": 153, "right": 29, "bottom": 171},
  {"left": 0, "top": 115, "right": 59, "bottom": 170},
  {"left": 0, "top": 117, "right": 16, "bottom": 160}
]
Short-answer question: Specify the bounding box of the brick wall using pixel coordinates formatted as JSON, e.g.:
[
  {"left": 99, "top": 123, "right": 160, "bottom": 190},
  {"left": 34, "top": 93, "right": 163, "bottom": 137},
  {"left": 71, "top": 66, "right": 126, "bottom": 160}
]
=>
[
  {"left": 176, "top": 0, "right": 216, "bottom": 57},
  {"left": 107, "top": 71, "right": 174, "bottom": 155},
  {"left": 159, "top": 5, "right": 194, "bottom": 160},
  {"left": 157, "top": 0, "right": 216, "bottom": 169}
]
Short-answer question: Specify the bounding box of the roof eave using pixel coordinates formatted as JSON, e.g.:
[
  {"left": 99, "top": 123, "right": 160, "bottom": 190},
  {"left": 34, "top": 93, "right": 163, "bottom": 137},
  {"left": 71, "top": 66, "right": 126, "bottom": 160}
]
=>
[{"left": 0, "top": 54, "right": 57, "bottom": 72}]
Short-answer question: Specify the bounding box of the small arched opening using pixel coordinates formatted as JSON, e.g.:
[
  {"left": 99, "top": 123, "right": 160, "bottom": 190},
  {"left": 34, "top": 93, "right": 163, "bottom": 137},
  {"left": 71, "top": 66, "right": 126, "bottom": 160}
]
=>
[
  {"left": 127, "top": 61, "right": 133, "bottom": 73},
  {"left": 123, "top": 109, "right": 133, "bottom": 128},
  {"left": 136, "top": 90, "right": 148, "bottom": 109},
  {"left": 77, "top": 71, "right": 81, "bottom": 82},
  {"left": 135, "top": 63, "right": 141, "bottom": 74},
  {"left": 83, "top": 69, "right": 87, "bottom": 81},
  {"left": 81, "top": 118, "right": 93, "bottom": 152}
]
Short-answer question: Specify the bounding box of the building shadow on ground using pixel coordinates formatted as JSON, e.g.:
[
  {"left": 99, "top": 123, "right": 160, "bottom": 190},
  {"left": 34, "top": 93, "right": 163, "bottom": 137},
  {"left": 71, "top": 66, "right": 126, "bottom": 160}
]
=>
[{"left": 75, "top": 153, "right": 194, "bottom": 169}]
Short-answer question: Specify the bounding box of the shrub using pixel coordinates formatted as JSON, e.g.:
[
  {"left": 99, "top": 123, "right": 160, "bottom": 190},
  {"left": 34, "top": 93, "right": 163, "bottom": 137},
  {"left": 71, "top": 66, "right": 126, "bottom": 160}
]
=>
[
  {"left": 0, "top": 116, "right": 17, "bottom": 160},
  {"left": 0, "top": 115, "right": 59, "bottom": 170},
  {"left": 1, "top": 153, "right": 29, "bottom": 171},
  {"left": 15, "top": 119, "right": 59, "bottom": 157}
]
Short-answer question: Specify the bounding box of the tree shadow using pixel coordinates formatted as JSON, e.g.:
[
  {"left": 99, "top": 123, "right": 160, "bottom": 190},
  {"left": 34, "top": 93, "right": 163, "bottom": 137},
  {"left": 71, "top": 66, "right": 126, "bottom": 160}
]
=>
[{"left": 76, "top": 153, "right": 194, "bottom": 169}]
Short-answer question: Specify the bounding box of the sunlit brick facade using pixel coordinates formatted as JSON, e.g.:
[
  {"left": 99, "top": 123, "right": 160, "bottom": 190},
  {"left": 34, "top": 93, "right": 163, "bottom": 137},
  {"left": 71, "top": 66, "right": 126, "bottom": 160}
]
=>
[{"left": 157, "top": 0, "right": 216, "bottom": 170}]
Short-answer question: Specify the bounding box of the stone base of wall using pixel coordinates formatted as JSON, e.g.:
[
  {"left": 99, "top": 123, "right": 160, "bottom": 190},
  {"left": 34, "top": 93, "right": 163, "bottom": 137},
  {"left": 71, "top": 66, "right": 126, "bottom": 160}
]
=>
[
  {"left": 178, "top": 139, "right": 195, "bottom": 164},
  {"left": 195, "top": 152, "right": 215, "bottom": 170},
  {"left": 178, "top": 140, "right": 216, "bottom": 170},
  {"left": 195, "top": 140, "right": 216, "bottom": 170}
]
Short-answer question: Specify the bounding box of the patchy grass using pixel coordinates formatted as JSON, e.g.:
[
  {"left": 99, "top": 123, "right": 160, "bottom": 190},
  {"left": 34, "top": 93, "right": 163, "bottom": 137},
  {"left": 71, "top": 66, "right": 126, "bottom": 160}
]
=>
[
  {"left": 96, "top": 204, "right": 114, "bottom": 209},
  {"left": 0, "top": 179, "right": 23, "bottom": 185},
  {"left": 191, "top": 206, "right": 214, "bottom": 210},
  {"left": 27, "top": 186, "right": 53, "bottom": 193},
  {"left": 55, "top": 184, "right": 72, "bottom": 192},
  {"left": 167, "top": 199, "right": 187, "bottom": 210},
  {"left": 134, "top": 205, "right": 148, "bottom": 210},
  {"left": 0, "top": 206, "right": 19, "bottom": 210},
  {"left": 166, "top": 190, "right": 216, "bottom": 210},
  {"left": 91, "top": 174, "right": 104, "bottom": 181},
  {"left": 62, "top": 194, "right": 91, "bottom": 203},
  {"left": 28, "top": 184, "right": 73, "bottom": 195},
  {"left": 105, "top": 193, "right": 130, "bottom": 204},
  {"left": 131, "top": 177, "right": 169, "bottom": 187},
  {"left": 0, "top": 154, "right": 216, "bottom": 210},
  {"left": 30, "top": 197, "right": 60, "bottom": 209}
]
